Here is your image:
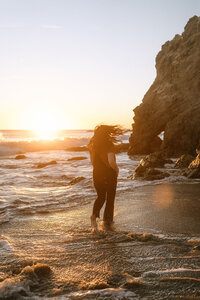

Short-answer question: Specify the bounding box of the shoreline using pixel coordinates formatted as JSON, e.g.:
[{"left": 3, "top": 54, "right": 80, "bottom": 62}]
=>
[{"left": 0, "top": 183, "right": 200, "bottom": 299}]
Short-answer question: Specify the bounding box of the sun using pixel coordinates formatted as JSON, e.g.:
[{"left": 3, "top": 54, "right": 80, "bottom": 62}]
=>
[
  {"left": 20, "top": 104, "right": 76, "bottom": 137},
  {"left": 31, "top": 112, "right": 59, "bottom": 140}
]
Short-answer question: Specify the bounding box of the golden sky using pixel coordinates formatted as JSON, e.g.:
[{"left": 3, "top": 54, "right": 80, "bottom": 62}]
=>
[{"left": 0, "top": 0, "right": 199, "bottom": 129}]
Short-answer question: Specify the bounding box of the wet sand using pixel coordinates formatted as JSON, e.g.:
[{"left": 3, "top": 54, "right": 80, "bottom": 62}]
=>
[{"left": 0, "top": 183, "right": 200, "bottom": 299}]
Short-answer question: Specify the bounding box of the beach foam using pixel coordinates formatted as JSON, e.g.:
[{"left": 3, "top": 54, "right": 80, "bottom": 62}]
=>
[{"left": 0, "top": 263, "right": 51, "bottom": 299}]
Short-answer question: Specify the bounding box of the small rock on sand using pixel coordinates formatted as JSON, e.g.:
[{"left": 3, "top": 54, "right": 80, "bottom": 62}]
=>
[
  {"left": 67, "top": 156, "right": 87, "bottom": 161},
  {"left": 15, "top": 155, "right": 27, "bottom": 159}
]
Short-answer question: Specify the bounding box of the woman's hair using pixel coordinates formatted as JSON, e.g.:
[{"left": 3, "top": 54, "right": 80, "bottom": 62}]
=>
[{"left": 89, "top": 125, "right": 123, "bottom": 152}]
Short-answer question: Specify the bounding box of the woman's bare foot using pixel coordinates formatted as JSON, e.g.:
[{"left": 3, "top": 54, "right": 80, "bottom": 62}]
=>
[
  {"left": 102, "top": 221, "right": 115, "bottom": 231},
  {"left": 90, "top": 215, "right": 98, "bottom": 232}
]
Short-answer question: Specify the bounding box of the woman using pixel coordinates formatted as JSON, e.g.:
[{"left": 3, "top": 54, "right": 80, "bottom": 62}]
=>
[{"left": 88, "top": 125, "right": 122, "bottom": 231}]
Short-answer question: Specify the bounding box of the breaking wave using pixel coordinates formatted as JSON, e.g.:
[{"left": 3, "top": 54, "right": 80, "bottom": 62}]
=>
[{"left": 0, "top": 137, "right": 90, "bottom": 156}]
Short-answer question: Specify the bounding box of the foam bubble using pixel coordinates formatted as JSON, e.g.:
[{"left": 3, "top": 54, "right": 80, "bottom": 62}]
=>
[
  {"left": 0, "top": 263, "right": 51, "bottom": 299},
  {"left": 0, "top": 239, "right": 13, "bottom": 252},
  {"left": 68, "top": 287, "right": 139, "bottom": 299}
]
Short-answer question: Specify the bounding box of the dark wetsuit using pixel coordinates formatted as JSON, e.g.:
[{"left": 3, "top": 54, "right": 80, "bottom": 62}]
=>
[{"left": 91, "top": 143, "right": 117, "bottom": 224}]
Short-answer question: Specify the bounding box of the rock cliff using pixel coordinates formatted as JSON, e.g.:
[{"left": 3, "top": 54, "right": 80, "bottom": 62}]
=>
[{"left": 129, "top": 16, "right": 200, "bottom": 156}]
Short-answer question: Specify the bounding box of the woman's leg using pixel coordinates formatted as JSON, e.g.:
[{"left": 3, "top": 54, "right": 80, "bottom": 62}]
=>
[
  {"left": 92, "top": 181, "right": 107, "bottom": 218},
  {"left": 91, "top": 176, "right": 107, "bottom": 230},
  {"left": 103, "top": 175, "right": 117, "bottom": 224}
]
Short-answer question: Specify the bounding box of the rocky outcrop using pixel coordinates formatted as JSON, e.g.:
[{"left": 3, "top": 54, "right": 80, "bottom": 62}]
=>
[
  {"left": 129, "top": 16, "right": 200, "bottom": 156},
  {"left": 131, "top": 153, "right": 170, "bottom": 180},
  {"left": 133, "top": 167, "right": 169, "bottom": 181},
  {"left": 136, "top": 152, "right": 173, "bottom": 168},
  {"left": 175, "top": 154, "right": 194, "bottom": 168},
  {"left": 178, "top": 154, "right": 200, "bottom": 178}
]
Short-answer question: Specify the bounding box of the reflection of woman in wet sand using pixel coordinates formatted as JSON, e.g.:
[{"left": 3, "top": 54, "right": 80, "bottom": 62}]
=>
[{"left": 88, "top": 125, "right": 122, "bottom": 231}]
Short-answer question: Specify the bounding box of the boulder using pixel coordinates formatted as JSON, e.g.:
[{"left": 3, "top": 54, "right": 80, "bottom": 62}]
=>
[
  {"left": 129, "top": 16, "right": 200, "bottom": 156},
  {"left": 143, "top": 168, "right": 169, "bottom": 181},
  {"left": 136, "top": 152, "right": 170, "bottom": 169},
  {"left": 131, "top": 153, "right": 170, "bottom": 180},
  {"left": 175, "top": 154, "right": 194, "bottom": 168}
]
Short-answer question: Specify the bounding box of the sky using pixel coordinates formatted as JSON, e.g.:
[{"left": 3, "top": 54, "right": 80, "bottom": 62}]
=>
[{"left": 0, "top": 0, "right": 199, "bottom": 130}]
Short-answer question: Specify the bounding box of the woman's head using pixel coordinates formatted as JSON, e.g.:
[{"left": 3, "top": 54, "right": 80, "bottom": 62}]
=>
[
  {"left": 89, "top": 125, "right": 123, "bottom": 151},
  {"left": 93, "top": 125, "right": 123, "bottom": 143}
]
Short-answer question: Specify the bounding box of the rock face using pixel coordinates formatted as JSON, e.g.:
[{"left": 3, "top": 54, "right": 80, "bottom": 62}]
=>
[{"left": 129, "top": 16, "right": 200, "bottom": 156}]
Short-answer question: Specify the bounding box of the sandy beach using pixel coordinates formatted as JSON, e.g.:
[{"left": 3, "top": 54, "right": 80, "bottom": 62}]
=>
[{"left": 1, "top": 183, "right": 200, "bottom": 299}]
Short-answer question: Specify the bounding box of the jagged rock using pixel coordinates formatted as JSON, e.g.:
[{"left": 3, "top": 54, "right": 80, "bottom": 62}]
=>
[
  {"left": 129, "top": 16, "right": 200, "bottom": 156},
  {"left": 132, "top": 166, "right": 169, "bottom": 181},
  {"left": 131, "top": 153, "right": 170, "bottom": 180},
  {"left": 189, "top": 154, "right": 200, "bottom": 169},
  {"left": 187, "top": 154, "right": 200, "bottom": 178},
  {"left": 15, "top": 155, "right": 27, "bottom": 159},
  {"left": 134, "top": 164, "right": 146, "bottom": 177},
  {"left": 137, "top": 152, "right": 170, "bottom": 169},
  {"left": 175, "top": 154, "right": 194, "bottom": 168},
  {"left": 143, "top": 168, "right": 169, "bottom": 181}
]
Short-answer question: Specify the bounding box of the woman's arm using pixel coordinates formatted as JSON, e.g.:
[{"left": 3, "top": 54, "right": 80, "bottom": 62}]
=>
[
  {"left": 89, "top": 151, "right": 94, "bottom": 165},
  {"left": 108, "top": 152, "right": 119, "bottom": 176},
  {"left": 87, "top": 142, "right": 94, "bottom": 165}
]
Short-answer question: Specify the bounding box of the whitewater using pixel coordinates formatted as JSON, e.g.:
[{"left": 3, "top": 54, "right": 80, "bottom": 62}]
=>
[{"left": 0, "top": 130, "right": 200, "bottom": 299}]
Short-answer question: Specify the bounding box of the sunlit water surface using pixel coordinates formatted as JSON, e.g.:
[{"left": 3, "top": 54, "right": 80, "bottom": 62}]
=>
[{"left": 0, "top": 130, "right": 200, "bottom": 299}]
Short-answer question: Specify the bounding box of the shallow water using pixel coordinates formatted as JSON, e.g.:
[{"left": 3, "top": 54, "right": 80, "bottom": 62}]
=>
[
  {"left": 0, "top": 210, "right": 200, "bottom": 299},
  {"left": 0, "top": 130, "right": 200, "bottom": 299}
]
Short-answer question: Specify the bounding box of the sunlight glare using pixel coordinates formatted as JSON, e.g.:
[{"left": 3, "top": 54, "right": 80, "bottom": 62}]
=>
[
  {"left": 32, "top": 112, "right": 59, "bottom": 140},
  {"left": 20, "top": 104, "right": 75, "bottom": 138}
]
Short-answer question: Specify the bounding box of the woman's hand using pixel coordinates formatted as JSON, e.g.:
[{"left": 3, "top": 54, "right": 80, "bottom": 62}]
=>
[{"left": 108, "top": 152, "right": 119, "bottom": 176}]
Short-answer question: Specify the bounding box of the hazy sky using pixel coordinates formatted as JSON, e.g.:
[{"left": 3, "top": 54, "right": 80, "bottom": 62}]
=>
[{"left": 0, "top": 0, "right": 199, "bottom": 129}]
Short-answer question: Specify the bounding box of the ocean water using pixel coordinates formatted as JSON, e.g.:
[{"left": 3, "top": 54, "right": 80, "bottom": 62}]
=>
[
  {"left": 0, "top": 130, "right": 200, "bottom": 299},
  {"left": 1, "top": 129, "right": 198, "bottom": 226},
  {"left": 0, "top": 129, "right": 131, "bottom": 224},
  {"left": 1, "top": 130, "right": 200, "bottom": 222}
]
